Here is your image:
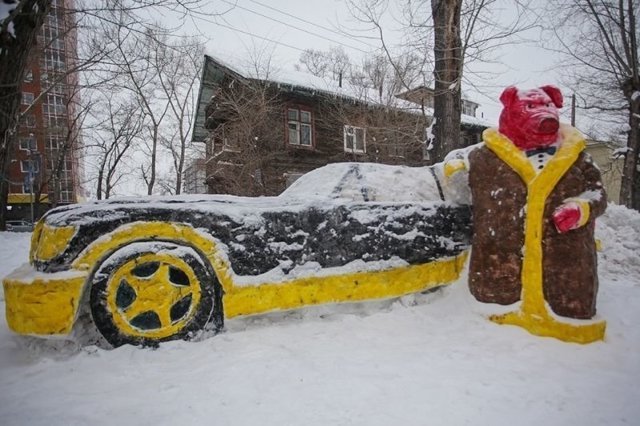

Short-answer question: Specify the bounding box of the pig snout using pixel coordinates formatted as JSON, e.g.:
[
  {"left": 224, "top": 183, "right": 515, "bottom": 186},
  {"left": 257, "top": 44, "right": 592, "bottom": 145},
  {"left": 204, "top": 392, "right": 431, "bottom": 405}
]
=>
[{"left": 537, "top": 116, "right": 559, "bottom": 134}]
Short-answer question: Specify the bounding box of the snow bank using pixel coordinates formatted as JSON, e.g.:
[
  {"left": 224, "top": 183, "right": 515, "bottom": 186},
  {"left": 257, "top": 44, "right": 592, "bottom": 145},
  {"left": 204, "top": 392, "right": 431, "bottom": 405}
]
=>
[
  {"left": 596, "top": 203, "right": 640, "bottom": 280},
  {"left": 0, "top": 232, "right": 30, "bottom": 301}
]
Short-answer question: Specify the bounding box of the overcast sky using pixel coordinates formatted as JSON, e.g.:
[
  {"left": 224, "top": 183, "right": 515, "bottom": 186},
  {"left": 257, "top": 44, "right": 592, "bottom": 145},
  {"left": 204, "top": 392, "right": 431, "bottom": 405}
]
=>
[{"left": 181, "top": 0, "right": 572, "bottom": 126}]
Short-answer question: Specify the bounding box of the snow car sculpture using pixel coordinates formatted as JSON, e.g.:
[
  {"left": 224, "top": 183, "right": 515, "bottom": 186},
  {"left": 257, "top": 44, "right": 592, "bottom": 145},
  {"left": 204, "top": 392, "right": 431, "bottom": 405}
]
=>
[
  {"left": 445, "top": 85, "right": 607, "bottom": 344},
  {"left": 3, "top": 163, "right": 471, "bottom": 347}
]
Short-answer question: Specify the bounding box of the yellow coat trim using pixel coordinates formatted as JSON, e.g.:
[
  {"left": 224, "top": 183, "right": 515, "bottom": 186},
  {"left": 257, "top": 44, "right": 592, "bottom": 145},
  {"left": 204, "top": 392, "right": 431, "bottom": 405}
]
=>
[
  {"left": 481, "top": 125, "right": 606, "bottom": 343},
  {"left": 444, "top": 159, "right": 467, "bottom": 178},
  {"left": 564, "top": 198, "right": 591, "bottom": 228}
]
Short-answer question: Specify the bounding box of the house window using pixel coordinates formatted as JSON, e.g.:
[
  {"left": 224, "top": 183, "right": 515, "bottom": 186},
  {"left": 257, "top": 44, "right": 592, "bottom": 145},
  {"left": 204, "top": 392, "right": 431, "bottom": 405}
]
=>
[
  {"left": 287, "top": 108, "right": 313, "bottom": 147},
  {"left": 46, "top": 115, "right": 66, "bottom": 129},
  {"left": 462, "top": 100, "right": 477, "bottom": 117},
  {"left": 22, "top": 114, "right": 36, "bottom": 128},
  {"left": 344, "top": 125, "right": 366, "bottom": 153},
  {"left": 46, "top": 135, "right": 61, "bottom": 150},
  {"left": 43, "top": 93, "right": 65, "bottom": 115},
  {"left": 460, "top": 133, "right": 473, "bottom": 147},
  {"left": 20, "top": 136, "right": 37, "bottom": 151},
  {"left": 43, "top": 49, "right": 65, "bottom": 71},
  {"left": 20, "top": 160, "right": 39, "bottom": 173},
  {"left": 49, "top": 37, "right": 65, "bottom": 51},
  {"left": 59, "top": 191, "right": 73, "bottom": 203},
  {"left": 22, "top": 92, "right": 35, "bottom": 105},
  {"left": 24, "top": 70, "right": 33, "bottom": 83}
]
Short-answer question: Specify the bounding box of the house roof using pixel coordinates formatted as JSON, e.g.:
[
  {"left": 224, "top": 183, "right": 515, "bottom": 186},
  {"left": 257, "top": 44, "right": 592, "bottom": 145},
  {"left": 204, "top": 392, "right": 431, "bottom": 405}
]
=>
[{"left": 192, "top": 53, "right": 490, "bottom": 142}]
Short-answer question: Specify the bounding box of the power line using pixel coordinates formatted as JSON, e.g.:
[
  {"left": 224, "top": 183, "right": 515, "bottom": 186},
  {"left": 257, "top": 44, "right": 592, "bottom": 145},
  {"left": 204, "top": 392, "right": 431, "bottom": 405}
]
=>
[
  {"left": 191, "top": 14, "right": 307, "bottom": 53},
  {"left": 247, "top": 0, "right": 379, "bottom": 50},
  {"left": 219, "top": 0, "right": 373, "bottom": 54}
]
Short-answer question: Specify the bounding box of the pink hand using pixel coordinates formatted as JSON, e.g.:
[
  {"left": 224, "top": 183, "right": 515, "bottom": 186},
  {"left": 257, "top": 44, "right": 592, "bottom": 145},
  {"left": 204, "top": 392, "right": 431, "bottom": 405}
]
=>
[{"left": 553, "top": 203, "right": 581, "bottom": 233}]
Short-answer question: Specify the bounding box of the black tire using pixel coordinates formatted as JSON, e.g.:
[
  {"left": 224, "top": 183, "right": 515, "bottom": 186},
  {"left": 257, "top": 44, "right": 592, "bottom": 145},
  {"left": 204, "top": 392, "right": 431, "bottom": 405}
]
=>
[{"left": 89, "top": 241, "right": 223, "bottom": 347}]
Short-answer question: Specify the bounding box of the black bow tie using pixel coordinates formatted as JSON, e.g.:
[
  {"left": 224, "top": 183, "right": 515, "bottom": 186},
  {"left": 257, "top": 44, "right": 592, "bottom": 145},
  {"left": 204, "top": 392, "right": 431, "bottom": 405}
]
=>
[{"left": 526, "top": 146, "right": 557, "bottom": 157}]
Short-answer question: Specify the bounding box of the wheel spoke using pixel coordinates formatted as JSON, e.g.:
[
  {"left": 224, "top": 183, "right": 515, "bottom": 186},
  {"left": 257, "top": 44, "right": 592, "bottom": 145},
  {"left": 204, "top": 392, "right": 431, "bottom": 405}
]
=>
[
  {"left": 121, "top": 300, "right": 147, "bottom": 322},
  {"left": 158, "top": 307, "right": 173, "bottom": 328}
]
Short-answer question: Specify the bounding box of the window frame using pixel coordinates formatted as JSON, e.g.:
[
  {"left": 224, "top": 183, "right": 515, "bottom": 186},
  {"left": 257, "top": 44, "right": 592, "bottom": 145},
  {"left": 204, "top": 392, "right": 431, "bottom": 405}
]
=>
[
  {"left": 19, "top": 136, "right": 37, "bottom": 151},
  {"left": 22, "top": 114, "right": 36, "bottom": 128},
  {"left": 22, "top": 92, "right": 35, "bottom": 105},
  {"left": 43, "top": 93, "right": 66, "bottom": 116},
  {"left": 286, "top": 106, "right": 314, "bottom": 148},
  {"left": 20, "top": 160, "right": 39, "bottom": 174},
  {"left": 461, "top": 100, "right": 477, "bottom": 117},
  {"left": 343, "top": 125, "right": 366, "bottom": 154}
]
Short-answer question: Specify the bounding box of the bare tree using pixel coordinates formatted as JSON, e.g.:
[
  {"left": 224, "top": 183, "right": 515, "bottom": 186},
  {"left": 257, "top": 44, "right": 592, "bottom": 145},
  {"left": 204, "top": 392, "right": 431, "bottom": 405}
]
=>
[
  {"left": 0, "top": 0, "right": 230, "bottom": 228},
  {"left": 103, "top": 22, "right": 170, "bottom": 196},
  {"left": 342, "top": 0, "right": 535, "bottom": 161},
  {"left": 298, "top": 48, "right": 424, "bottom": 106},
  {"left": 37, "top": 80, "right": 91, "bottom": 210},
  {"left": 86, "top": 95, "right": 142, "bottom": 200},
  {"left": 154, "top": 37, "right": 204, "bottom": 195},
  {"left": 205, "top": 80, "right": 285, "bottom": 196},
  {"left": 0, "top": 0, "right": 51, "bottom": 228},
  {"left": 544, "top": 0, "right": 639, "bottom": 210}
]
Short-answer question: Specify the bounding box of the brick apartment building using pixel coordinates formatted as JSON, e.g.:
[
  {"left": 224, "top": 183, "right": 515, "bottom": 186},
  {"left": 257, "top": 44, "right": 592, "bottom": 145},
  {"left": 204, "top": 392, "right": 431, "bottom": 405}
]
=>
[{"left": 8, "top": 0, "right": 82, "bottom": 222}]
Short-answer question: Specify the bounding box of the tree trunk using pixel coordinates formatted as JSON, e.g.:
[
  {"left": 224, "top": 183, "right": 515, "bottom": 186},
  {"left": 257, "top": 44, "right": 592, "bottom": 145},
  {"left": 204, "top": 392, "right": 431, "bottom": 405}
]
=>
[
  {"left": 96, "top": 163, "right": 105, "bottom": 200},
  {"left": 148, "top": 124, "right": 158, "bottom": 195},
  {"left": 0, "top": 0, "right": 51, "bottom": 229},
  {"left": 430, "top": 0, "right": 463, "bottom": 163},
  {"left": 620, "top": 93, "right": 640, "bottom": 210}
]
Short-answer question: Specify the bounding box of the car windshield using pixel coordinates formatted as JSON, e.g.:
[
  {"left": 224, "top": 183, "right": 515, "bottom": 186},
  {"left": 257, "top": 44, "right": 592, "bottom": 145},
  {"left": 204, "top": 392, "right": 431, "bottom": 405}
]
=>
[{"left": 279, "top": 162, "right": 442, "bottom": 203}]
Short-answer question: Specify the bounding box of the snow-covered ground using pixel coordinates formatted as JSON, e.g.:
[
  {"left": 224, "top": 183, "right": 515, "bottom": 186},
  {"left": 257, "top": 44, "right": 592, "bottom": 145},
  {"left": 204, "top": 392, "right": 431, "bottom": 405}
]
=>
[{"left": 0, "top": 204, "right": 639, "bottom": 426}]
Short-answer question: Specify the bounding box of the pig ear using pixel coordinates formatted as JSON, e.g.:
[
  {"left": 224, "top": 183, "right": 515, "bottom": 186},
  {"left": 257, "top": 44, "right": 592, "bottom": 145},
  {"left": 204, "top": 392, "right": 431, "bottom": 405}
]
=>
[
  {"left": 540, "top": 85, "right": 563, "bottom": 108},
  {"left": 499, "top": 86, "right": 518, "bottom": 107}
]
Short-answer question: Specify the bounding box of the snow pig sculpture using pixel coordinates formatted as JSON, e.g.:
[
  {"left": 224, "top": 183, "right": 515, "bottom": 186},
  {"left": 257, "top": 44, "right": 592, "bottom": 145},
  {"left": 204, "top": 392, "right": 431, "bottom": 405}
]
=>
[{"left": 446, "top": 85, "right": 608, "bottom": 343}]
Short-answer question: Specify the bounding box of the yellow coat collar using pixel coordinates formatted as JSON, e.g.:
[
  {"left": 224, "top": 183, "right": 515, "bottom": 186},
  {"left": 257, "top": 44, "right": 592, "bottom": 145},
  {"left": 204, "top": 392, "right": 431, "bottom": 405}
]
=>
[{"left": 482, "top": 124, "right": 586, "bottom": 186}]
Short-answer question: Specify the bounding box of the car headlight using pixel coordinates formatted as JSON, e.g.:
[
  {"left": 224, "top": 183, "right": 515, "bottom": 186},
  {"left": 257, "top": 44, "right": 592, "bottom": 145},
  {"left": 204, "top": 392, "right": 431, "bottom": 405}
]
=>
[{"left": 30, "top": 220, "right": 77, "bottom": 264}]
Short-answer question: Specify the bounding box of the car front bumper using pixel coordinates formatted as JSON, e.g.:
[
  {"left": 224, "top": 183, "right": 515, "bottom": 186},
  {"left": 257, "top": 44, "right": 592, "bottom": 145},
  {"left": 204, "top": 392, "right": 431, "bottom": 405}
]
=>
[{"left": 3, "top": 264, "right": 87, "bottom": 335}]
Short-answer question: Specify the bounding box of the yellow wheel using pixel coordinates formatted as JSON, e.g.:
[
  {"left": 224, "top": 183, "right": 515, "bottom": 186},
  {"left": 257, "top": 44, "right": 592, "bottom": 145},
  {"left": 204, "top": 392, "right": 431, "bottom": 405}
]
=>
[{"left": 89, "top": 242, "right": 222, "bottom": 347}]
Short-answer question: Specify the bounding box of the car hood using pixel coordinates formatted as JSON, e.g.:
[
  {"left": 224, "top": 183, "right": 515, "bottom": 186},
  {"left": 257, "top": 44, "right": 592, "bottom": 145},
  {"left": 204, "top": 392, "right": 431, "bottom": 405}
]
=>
[{"left": 42, "top": 194, "right": 307, "bottom": 228}]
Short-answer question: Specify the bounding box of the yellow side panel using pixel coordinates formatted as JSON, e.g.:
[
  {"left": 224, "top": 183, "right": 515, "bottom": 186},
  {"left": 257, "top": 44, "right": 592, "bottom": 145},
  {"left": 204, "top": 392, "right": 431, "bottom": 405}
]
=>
[
  {"left": 72, "top": 222, "right": 468, "bottom": 319},
  {"left": 3, "top": 274, "right": 85, "bottom": 335},
  {"left": 225, "top": 252, "right": 468, "bottom": 318}
]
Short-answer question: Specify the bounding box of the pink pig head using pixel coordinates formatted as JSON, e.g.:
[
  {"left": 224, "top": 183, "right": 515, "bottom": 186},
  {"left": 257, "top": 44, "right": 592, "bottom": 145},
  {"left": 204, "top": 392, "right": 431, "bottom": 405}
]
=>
[{"left": 498, "top": 85, "right": 563, "bottom": 151}]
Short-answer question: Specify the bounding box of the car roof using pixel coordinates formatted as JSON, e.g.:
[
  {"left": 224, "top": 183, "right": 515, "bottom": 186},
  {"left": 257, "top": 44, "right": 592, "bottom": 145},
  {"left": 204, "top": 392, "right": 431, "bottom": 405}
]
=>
[{"left": 280, "top": 162, "right": 442, "bottom": 202}]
